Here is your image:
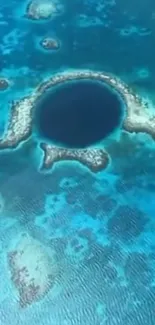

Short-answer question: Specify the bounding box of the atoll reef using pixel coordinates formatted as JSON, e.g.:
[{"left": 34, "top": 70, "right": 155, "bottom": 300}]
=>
[
  {"left": 8, "top": 234, "right": 58, "bottom": 307},
  {"left": 1, "top": 0, "right": 155, "bottom": 322},
  {"left": 40, "top": 143, "right": 109, "bottom": 172},
  {"left": 26, "top": 0, "right": 58, "bottom": 20},
  {"left": 0, "top": 69, "right": 155, "bottom": 172},
  {"left": 40, "top": 37, "right": 60, "bottom": 51}
]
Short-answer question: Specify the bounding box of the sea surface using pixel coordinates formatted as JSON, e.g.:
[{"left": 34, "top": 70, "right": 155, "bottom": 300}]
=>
[{"left": 0, "top": 0, "right": 155, "bottom": 324}]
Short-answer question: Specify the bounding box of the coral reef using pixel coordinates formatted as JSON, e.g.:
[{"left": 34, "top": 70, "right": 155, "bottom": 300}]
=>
[
  {"left": 107, "top": 205, "right": 149, "bottom": 243},
  {"left": 26, "top": 0, "right": 57, "bottom": 20},
  {"left": 1, "top": 69, "right": 155, "bottom": 171},
  {"left": 95, "top": 194, "right": 117, "bottom": 214},
  {"left": 40, "top": 143, "right": 109, "bottom": 172},
  {"left": 7, "top": 234, "right": 58, "bottom": 307},
  {"left": 82, "top": 194, "right": 117, "bottom": 218},
  {"left": 123, "top": 94, "right": 155, "bottom": 137},
  {"left": 35, "top": 70, "right": 155, "bottom": 140},
  {"left": 0, "top": 78, "right": 10, "bottom": 91},
  {"left": 0, "top": 97, "right": 35, "bottom": 148},
  {"left": 40, "top": 37, "right": 60, "bottom": 50}
]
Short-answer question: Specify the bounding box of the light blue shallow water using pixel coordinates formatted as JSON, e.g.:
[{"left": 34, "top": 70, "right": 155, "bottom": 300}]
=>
[{"left": 0, "top": 1, "right": 155, "bottom": 324}]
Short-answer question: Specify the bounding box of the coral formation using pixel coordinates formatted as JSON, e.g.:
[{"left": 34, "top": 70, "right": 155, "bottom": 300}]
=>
[
  {"left": 107, "top": 205, "right": 148, "bottom": 243},
  {"left": 0, "top": 97, "right": 35, "bottom": 148},
  {"left": 81, "top": 194, "right": 117, "bottom": 218},
  {"left": 95, "top": 194, "right": 117, "bottom": 214},
  {"left": 8, "top": 234, "right": 58, "bottom": 307},
  {"left": 0, "top": 78, "right": 10, "bottom": 91},
  {"left": 1, "top": 69, "right": 155, "bottom": 171},
  {"left": 40, "top": 37, "right": 60, "bottom": 50},
  {"left": 40, "top": 143, "right": 109, "bottom": 172},
  {"left": 35, "top": 70, "right": 155, "bottom": 140},
  {"left": 26, "top": 0, "right": 57, "bottom": 20}
]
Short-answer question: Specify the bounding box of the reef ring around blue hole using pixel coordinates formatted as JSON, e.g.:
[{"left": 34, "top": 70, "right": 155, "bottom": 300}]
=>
[{"left": 34, "top": 79, "right": 125, "bottom": 148}]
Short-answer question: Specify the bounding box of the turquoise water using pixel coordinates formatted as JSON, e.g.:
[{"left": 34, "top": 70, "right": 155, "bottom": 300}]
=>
[{"left": 0, "top": 0, "right": 155, "bottom": 324}]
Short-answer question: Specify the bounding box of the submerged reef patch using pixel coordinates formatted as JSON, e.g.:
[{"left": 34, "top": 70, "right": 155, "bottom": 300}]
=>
[
  {"left": 107, "top": 205, "right": 149, "bottom": 243},
  {"left": 40, "top": 37, "right": 60, "bottom": 51},
  {"left": 26, "top": 0, "right": 60, "bottom": 20},
  {"left": 0, "top": 78, "right": 10, "bottom": 91},
  {"left": 8, "top": 233, "right": 58, "bottom": 307}
]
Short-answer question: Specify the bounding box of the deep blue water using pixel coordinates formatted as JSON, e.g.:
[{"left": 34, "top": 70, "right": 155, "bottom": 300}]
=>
[
  {"left": 36, "top": 80, "right": 123, "bottom": 147},
  {"left": 0, "top": 0, "right": 155, "bottom": 324}
]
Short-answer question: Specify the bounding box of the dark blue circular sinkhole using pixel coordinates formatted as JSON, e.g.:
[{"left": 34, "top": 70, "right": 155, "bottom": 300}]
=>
[{"left": 35, "top": 80, "right": 124, "bottom": 148}]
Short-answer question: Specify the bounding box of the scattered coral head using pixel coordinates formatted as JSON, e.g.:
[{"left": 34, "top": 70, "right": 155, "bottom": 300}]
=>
[
  {"left": 0, "top": 78, "right": 9, "bottom": 91},
  {"left": 40, "top": 37, "right": 60, "bottom": 50}
]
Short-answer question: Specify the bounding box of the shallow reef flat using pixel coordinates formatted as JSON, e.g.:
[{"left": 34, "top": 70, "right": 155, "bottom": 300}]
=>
[
  {"left": 8, "top": 233, "right": 58, "bottom": 307},
  {"left": 25, "top": 0, "right": 61, "bottom": 21},
  {"left": 40, "top": 143, "right": 110, "bottom": 172}
]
